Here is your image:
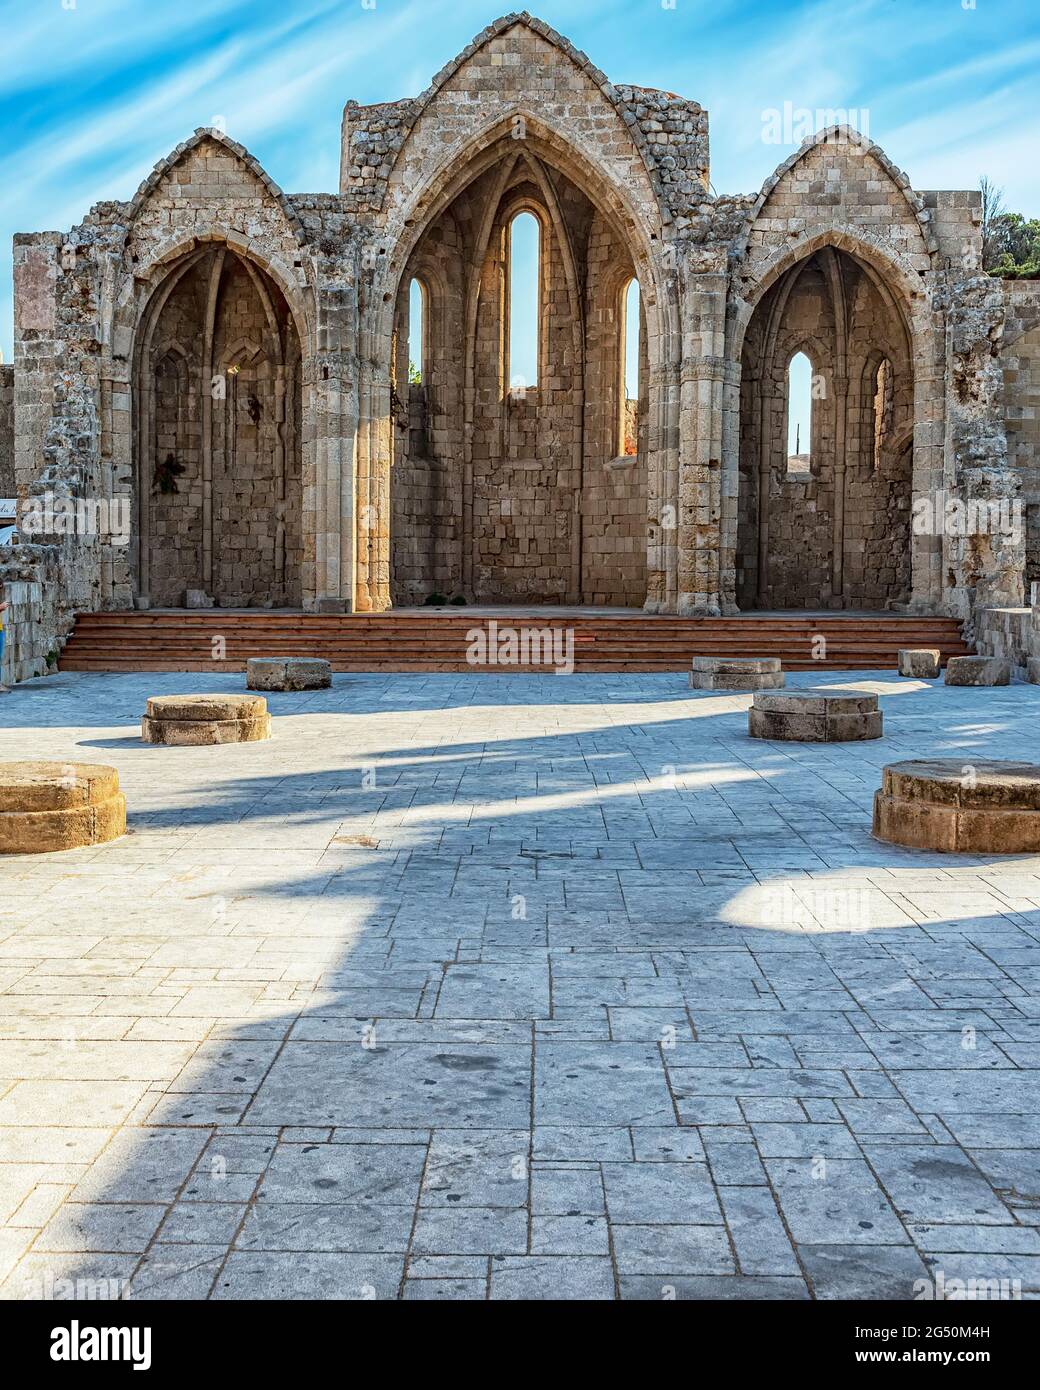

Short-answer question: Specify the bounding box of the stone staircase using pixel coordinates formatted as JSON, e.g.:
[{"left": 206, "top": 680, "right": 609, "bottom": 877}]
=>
[{"left": 58, "top": 611, "right": 971, "bottom": 674}]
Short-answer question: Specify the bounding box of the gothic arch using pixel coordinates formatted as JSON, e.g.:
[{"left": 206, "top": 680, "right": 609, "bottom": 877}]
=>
[
  {"left": 381, "top": 110, "right": 668, "bottom": 356},
  {"left": 130, "top": 242, "right": 305, "bottom": 608},
  {"left": 125, "top": 127, "right": 306, "bottom": 243},
  {"left": 730, "top": 238, "right": 923, "bottom": 611},
  {"left": 361, "top": 12, "right": 670, "bottom": 221},
  {"left": 735, "top": 125, "right": 939, "bottom": 263},
  {"left": 375, "top": 108, "right": 666, "bottom": 609}
]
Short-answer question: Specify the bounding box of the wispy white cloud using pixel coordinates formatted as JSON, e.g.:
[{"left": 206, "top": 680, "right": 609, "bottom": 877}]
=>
[{"left": 0, "top": 0, "right": 1037, "bottom": 363}]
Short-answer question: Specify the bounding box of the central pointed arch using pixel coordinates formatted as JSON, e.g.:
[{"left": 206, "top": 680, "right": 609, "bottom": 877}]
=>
[{"left": 371, "top": 110, "right": 675, "bottom": 611}]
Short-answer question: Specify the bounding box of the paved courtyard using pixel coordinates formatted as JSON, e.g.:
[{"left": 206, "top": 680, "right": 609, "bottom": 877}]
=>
[{"left": 1, "top": 669, "right": 1039, "bottom": 1301}]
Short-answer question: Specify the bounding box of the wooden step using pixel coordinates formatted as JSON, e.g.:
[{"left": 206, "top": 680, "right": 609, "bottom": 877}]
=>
[{"left": 58, "top": 610, "right": 971, "bottom": 674}]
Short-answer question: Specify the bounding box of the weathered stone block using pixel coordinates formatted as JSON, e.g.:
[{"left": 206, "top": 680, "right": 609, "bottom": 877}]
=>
[
  {"left": 748, "top": 690, "right": 882, "bottom": 742},
  {"left": 943, "top": 656, "right": 1011, "bottom": 687},
  {"left": 141, "top": 693, "right": 271, "bottom": 745},
  {"left": 247, "top": 657, "right": 332, "bottom": 691},
  {"left": 1027, "top": 657, "right": 1040, "bottom": 685},
  {"left": 874, "top": 759, "right": 1040, "bottom": 853},
  {"left": 689, "top": 656, "right": 784, "bottom": 692},
  {"left": 898, "top": 648, "right": 941, "bottom": 679},
  {"left": 0, "top": 761, "right": 126, "bottom": 853},
  {"left": 184, "top": 590, "right": 215, "bottom": 609}
]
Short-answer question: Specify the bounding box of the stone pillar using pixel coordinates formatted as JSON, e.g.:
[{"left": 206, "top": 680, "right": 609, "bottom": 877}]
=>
[
  {"left": 677, "top": 268, "right": 728, "bottom": 616},
  {"left": 644, "top": 359, "right": 680, "bottom": 613},
  {"left": 942, "top": 273, "right": 1024, "bottom": 619},
  {"left": 909, "top": 355, "right": 946, "bottom": 614},
  {"left": 310, "top": 272, "right": 359, "bottom": 613},
  {"left": 831, "top": 373, "right": 849, "bottom": 602},
  {"left": 12, "top": 235, "right": 60, "bottom": 497},
  {"left": 754, "top": 376, "right": 772, "bottom": 607},
  {"left": 718, "top": 357, "right": 742, "bottom": 615}
]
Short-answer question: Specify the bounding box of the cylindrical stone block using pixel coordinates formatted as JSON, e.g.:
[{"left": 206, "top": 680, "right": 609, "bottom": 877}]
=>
[
  {"left": 873, "top": 759, "right": 1040, "bottom": 853},
  {"left": 141, "top": 694, "right": 272, "bottom": 745},
  {"left": 689, "top": 656, "right": 785, "bottom": 692},
  {"left": 0, "top": 761, "right": 127, "bottom": 854},
  {"left": 748, "top": 690, "right": 882, "bottom": 742}
]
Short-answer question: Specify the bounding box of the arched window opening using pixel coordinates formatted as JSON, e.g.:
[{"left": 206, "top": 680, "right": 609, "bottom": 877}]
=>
[
  {"left": 408, "top": 277, "right": 426, "bottom": 386},
  {"left": 619, "top": 277, "right": 641, "bottom": 456},
  {"left": 508, "top": 211, "right": 540, "bottom": 393},
  {"left": 786, "top": 351, "right": 813, "bottom": 476},
  {"left": 873, "top": 357, "right": 893, "bottom": 470}
]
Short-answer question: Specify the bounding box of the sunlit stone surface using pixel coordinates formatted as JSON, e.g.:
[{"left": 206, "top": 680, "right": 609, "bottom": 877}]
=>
[{"left": 1, "top": 669, "right": 1039, "bottom": 1300}]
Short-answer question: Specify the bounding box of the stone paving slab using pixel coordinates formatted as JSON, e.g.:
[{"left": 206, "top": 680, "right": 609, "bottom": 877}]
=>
[{"left": 1, "top": 669, "right": 1040, "bottom": 1300}]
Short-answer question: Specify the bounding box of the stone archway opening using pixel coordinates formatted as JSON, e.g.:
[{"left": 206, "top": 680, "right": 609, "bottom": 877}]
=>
[
  {"left": 133, "top": 245, "right": 304, "bottom": 609},
  {"left": 737, "top": 245, "right": 914, "bottom": 611},
  {"left": 388, "top": 136, "right": 649, "bottom": 609}
]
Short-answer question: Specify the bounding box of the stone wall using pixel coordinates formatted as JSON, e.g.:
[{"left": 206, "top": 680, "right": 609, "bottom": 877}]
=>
[
  {"left": 0, "top": 366, "right": 13, "bottom": 495},
  {"left": 974, "top": 603, "right": 1039, "bottom": 680},
  {"left": 1001, "top": 281, "right": 1040, "bottom": 592},
  {"left": 0, "top": 537, "right": 94, "bottom": 683},
  {"left": 3, "top": 12, "right": 1035, "bottom": 677}
]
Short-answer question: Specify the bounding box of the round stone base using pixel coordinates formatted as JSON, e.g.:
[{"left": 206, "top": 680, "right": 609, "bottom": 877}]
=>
[
  {"left": 0, "top": 761, "right": 126, "bottom": 854},
  {"left": 749, "top": 690, "right": 882, "bottom": 742},
  {"left": 142, "top": 694, "right": 271, "bottom": 746},
  {"left": 690, "top": 656, "right": 784, "bottom": 692},
  {"left": 246, "top": 657, "right": 332, "bottom": 692},
  {"left": 944, "top": 656, "right": 1011, "bottom": 686},
  {"left": 873, "top": 759, "right": 1040, "bottom": 853},
  {"left": 898, "top": 648, "right": 941, "bottom": 679}
]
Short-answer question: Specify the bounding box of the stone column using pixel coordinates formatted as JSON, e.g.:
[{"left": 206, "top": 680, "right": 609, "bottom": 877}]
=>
[
  {"left": 831, "top": 373, "right": 849, "bottom": 603},
  {"left": 310, "top": 271, "right": 359, "bottom": 613},
  {"left": 676, "top": 267, "right": 728, "bottom": 616},
  {"left": 12, "top": 235, "right": 60, "bottom": 497},
  {"left": 909, "top": 353, "right": 946, "bottom": 614},
  {"left": 644, "top": 358, "right": 680, "bottom": 613},
  {"left": 754, "top": 377, "right": 772, "bottom": 607},
  {"left": 942, "top": 273, "right": 1024, "bottom": 620},
  {"left": 718, "top": 357, "right": 743, "bottom": 615}
]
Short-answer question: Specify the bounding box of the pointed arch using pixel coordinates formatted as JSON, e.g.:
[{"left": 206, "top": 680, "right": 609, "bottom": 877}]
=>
[
  {"left": 125, "top": 127, "right": 305, "bottom": 242},
  {"left": 736, "top": 125, "right": 938, "bottom": 262},
  {"left": 355, "top": 13, "right": 669, "bottom": 219},
  {"left": 382, "top": 111, "right": 669, "bottom": 373},
  {"left": 131, "top": 241, "right": 304, "bottom": 608}
]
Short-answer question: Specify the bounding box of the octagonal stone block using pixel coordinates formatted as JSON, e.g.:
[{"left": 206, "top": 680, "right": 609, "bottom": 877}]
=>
[
  {"left": 944, "top": 656, "right": 1011, "bottom": 687},
  {"left": 749, "top": 690, "right": 882, "bottom": 742},
  {"left": 898, "top": 648, "right": 941, "bottom": 679},
  {"left": 0, "top": 761, "right": 126, "bottom": 854},
  {"left": 690, "top": 656, "right": 785, "bottom": 692},
  {"left": 874, "top": 759, "right": 1040, "bottom": 853},
  {"left": 142, "top": 693, "right": 271, "bottom": 746},
  {"left": 247, "top": 657, "right": 332, "bottom": 692}
]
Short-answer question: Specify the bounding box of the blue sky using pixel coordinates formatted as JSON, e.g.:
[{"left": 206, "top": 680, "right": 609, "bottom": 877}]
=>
[{"left": 1, "top": 0, "right": 1038, "bottom": 363}]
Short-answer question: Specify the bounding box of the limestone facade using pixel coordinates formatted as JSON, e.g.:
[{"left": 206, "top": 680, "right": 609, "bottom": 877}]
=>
[{"left": 2, "top": 12, "right": 1039, "bottom": 672}]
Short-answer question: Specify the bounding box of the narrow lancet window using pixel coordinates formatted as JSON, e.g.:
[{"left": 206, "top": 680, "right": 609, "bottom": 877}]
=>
[{"left": 508, "top": 212, "right": 540, "bottom": 392}]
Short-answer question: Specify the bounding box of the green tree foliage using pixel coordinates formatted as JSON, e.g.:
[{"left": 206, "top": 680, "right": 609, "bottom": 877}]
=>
[{"left": 981, "top": 178, "right": 1040, "bottom": 279}]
